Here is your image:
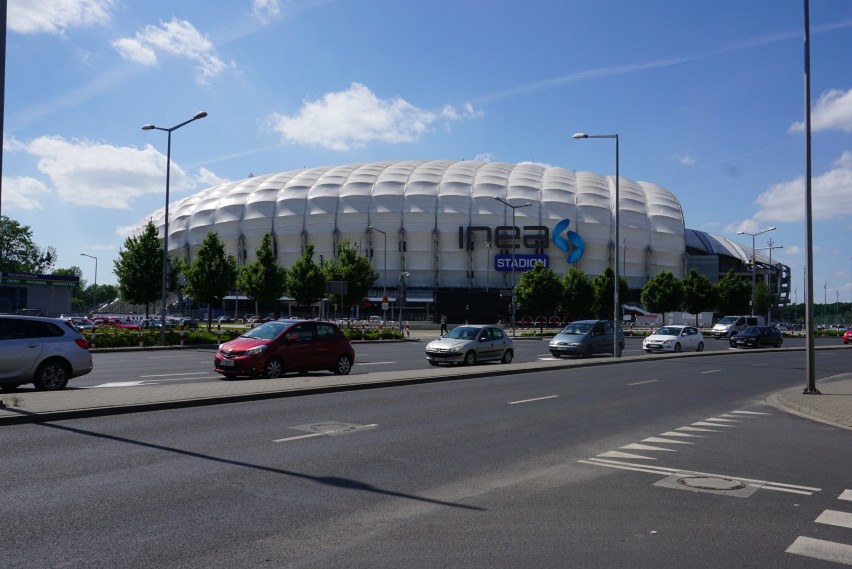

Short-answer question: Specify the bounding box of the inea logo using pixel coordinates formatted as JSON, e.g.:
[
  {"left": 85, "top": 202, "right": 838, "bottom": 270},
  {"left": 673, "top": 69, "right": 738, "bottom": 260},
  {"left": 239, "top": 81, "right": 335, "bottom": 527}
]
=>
[{"left": 552, "top": 219, "right": 584, "bottom": 263}]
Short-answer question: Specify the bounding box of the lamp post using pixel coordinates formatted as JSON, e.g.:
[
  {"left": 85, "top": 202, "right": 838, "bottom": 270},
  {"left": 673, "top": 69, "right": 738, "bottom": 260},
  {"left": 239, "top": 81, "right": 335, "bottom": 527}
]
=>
[
  {"left": 368, "top": 226, "right": 387, "bottom": 330},
  {"left": 80, "top": 253, "right": 97, "bottom": 314},
  {"left": 573, "top": 132, "right": 621, "bottom": 358},
  {"left": 737, "top": 226, "right": 775, "bottom": 316},
  {"left": 493, "top": 197, "right": 530, "bottom": 336},
  {"left": 757, "top": 239, "right": 783, "bottom": 324},
  {"left": 485, "top": 241, "right": 491, "bottom": 292},
  {"left": 142, "top": 111, "right": 208, "bottom": 345}
]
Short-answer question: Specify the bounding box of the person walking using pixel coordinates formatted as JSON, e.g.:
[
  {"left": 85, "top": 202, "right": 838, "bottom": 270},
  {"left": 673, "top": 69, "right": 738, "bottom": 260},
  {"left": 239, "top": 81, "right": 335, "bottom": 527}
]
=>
[{"left": 440, "top": 314, "right": 448, "bottom": 336}]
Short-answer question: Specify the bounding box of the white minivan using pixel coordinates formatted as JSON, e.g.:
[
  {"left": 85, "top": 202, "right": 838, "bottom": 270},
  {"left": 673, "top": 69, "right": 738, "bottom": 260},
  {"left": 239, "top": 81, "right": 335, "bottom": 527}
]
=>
[{"left": 711, "top": 315, "right": 764, "bottom": 339}]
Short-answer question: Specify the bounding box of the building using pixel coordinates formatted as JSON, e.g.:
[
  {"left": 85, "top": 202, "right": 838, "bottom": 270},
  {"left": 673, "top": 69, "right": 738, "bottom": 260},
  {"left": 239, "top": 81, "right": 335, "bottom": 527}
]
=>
[{"left": 134, "top": 160, "right": 789, "bottom": 321}]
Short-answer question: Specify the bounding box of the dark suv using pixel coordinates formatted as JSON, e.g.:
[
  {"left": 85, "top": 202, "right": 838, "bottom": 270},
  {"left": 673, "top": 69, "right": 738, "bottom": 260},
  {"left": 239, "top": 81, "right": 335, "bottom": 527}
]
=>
[
  {"left": 0, "top": 315, "right": 94, "bottom": 391},
  {"left": 214, "top": 319, "right": 355, "bottom": 378}
]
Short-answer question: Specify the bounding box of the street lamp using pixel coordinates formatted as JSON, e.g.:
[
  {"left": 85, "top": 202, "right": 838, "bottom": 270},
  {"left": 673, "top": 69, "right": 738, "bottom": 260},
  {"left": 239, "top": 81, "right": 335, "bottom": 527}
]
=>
[
  {"left": 80, "top": 253, "right": 97, "bottom": 314},
  {"left": 368, "top": 226, "right": 387, "bottom": 329},
  {"left": 142, "top": 111, "right": 207, "bottom": 345},
  {"left": 757, "top": 239, "right": 783, "bottom": 324},
  {"left": 737, "top": 226, "right": 775, "bottom": 316},
  {"left": 573, "top": 132, "right": 621, "bottom": 358},
  {"left": 493, "top": 196, "right": 531, "bottom": 336}
]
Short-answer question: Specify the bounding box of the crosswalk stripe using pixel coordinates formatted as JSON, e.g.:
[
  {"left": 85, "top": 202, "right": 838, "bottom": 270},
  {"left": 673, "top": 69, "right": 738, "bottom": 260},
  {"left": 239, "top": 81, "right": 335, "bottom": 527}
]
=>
[
  {"left": 703, "top": 417, "right": 743, "bottom": 423},
  {"left": 786, "top": 536, "right": 852, "bottom": 565},
  {"left": 692, "top": 421, "right": 736, "bottom": 428},
  {"left": 621, "top": 443, "right": 677, "bottom": 452},
  {"left": 676, "top": 426, "right": 721, "bottom": 432},
  {"left": 840, "top": 489, "right": 852, "bottom": 502},
  {"left": 642, "top": 437, "right": 693, "bottom": 445},
  {"left": 596, "top": 451, "right": 657, "bottom": 460},
  {"left": 729, "top": 410, "right": 771, "bottom": 415},
  {"left": 816, "top": 510, "right": 852, "bottom": 529}
]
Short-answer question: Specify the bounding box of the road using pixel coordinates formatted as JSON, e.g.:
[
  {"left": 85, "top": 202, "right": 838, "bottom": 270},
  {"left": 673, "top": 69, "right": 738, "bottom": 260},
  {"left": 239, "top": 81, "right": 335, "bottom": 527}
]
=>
[{"left": 2, "top": 348, "right": 851, "bottom": 567}]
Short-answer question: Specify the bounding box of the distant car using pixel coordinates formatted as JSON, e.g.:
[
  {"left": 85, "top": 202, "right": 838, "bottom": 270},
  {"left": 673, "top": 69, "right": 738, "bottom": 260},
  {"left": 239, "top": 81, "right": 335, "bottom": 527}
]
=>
[
  {"left": 178, "top": 318, "right": 199, "bottom": 330},
  {"left": 643, "top": 325, "right": 705, "bottom": 353},
  {"left": 425, "top": 324, "right": 514, "bottom": 366},
  {"left": 64, "top": 316, "right": 95, "bottom": 332},
  {"left": 214, "top": 319, "right": 355, "bottom": 379},
  {"left": 0, "top": 315, "right": 93, "bottom": 391},
  {"left": 548, "top": 320, "right": 625, "bottom": 358},
  {"left": 730, "top": 326, "right": 784, "bottom": 349},
  {"left": 844, "top": 329, "right": 852, "bottom": 345}
]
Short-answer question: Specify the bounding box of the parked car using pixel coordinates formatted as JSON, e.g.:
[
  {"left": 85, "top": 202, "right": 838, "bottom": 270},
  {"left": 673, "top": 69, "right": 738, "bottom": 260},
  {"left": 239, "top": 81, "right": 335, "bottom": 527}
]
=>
[
  {"left": 643, "top": 325, "right": 705, "bottom": 353},
  {"left": 424, "top": 324, "right": 514, "bottom": 366},
  {"left": 178, "top": 318, "right": 199, "bottom": 330},
  {"left": 548, "top": 320, "right": 625, "bottom": 358},
  {"left": 729, "top": 325, "right": 784, "bottom": 349},
  {"left": 843, "top": 328, "right": 852, "bottom": 345},
  {"left": 214, "top": 319, "right": 355, "bottom": 378},
  {"left": 0, "top": 315, "right": 93, "bottom": 391},
  {"left": 64, "top": 316, "right": 95, "bottom": 332}
]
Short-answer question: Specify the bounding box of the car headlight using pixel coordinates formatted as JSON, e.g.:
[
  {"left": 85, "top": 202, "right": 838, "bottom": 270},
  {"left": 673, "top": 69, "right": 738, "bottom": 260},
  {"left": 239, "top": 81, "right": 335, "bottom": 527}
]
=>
[
  {"left": 447, "top": 345, "right": 463, "bottom": 353},
  {"left": 569, "top": 342, "right": 582, "bottom": 346},
  {"left": 245, "top": 345, "right": 268, "bottom": 356}
]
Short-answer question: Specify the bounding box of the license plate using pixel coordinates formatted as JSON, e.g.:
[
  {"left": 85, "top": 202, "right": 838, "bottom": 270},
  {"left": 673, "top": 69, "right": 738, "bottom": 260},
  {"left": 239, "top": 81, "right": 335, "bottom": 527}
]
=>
[{"left": 219, "top": 359, "right": 234, "bottom": 367}]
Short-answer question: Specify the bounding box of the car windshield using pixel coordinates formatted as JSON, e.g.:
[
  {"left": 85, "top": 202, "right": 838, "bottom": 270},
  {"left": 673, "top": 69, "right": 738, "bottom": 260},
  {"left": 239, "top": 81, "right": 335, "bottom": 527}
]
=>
[
  {"left": 241, "top": 321, "right": 287, "bottom": 340},
  {"left": 741, "top": 326, "right": 761, "bottom": 335},
  {"left": 444, "top": 327, "right": 480, "bottom": 340},
  {"left": 655, "top": 327, "right": 682, "bottom": 336},
  {"left": 718, "top": 316, "right": 738, "bottom": 324},
  {"left": 559, "top": 322, "right": 593, "bottom": 335}
]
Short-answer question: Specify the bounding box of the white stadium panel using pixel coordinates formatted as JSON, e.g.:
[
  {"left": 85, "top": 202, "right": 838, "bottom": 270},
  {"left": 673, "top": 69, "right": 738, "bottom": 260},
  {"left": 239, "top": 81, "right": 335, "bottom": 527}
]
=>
[{"left": 572, "top": 171, "right": 614, "bottom": 276}]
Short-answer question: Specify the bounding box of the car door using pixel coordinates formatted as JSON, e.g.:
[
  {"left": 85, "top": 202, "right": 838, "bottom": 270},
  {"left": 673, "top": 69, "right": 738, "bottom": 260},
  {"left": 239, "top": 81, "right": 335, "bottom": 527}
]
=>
[
  {"left": 592, "top": 322, "right": 609, "bottom": 354},
  {"left": 682, "top": 327, "right": 697, "bottom": 350},
  {"left": 313, "top": 323, "right": 340, "bottom": 369},
  {"left": 278, "top": 322, "right": 317, "bottom": 371},
  {"left": 0, "top": 318, "right": 44, "bottom": 381},
  {"left": 475, "top": 327, "right": 500, "bottom": 361}
]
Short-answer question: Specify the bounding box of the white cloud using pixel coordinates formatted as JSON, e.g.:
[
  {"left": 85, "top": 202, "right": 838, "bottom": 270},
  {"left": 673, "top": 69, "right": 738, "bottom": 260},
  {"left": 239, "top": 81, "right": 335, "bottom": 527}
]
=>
[
  {"left": 196, "top": 167, "right": 231, "bottom": 187},
  {"left": 112, "top": 18, "right": 232, "bottom": 83},
  {"left": 789, "top": 88, "right": 852, "bottom": 133},
  {"left": 726, "top": 151, "right": 852, "bottom": 231},
  {"left": 253, "top": 0, "right": 283, "bottom": 22},
  {"left": 17, "top": 135, "right": 197, "bottom": 209},
  {"left": 268, "top": 83, "right": 481, "bottom": 151},
  {"left": 8, "top": 0, "right": 114, "bottom": 34},
  {"left": 0, "top": 176, "right": 51, "bottom": 210},
  {"left": 677, "top": 154, "right": 696, "bottom": 166},
  {"left": 474, "top": 153, "right": 496, "bottom": 163}
]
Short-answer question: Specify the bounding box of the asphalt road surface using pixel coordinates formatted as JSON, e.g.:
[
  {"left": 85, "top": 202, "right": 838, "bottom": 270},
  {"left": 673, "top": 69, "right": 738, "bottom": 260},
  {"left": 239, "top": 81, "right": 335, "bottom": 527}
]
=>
[{"left": 3, "top": 349, "right": 851, "bottom": 568}]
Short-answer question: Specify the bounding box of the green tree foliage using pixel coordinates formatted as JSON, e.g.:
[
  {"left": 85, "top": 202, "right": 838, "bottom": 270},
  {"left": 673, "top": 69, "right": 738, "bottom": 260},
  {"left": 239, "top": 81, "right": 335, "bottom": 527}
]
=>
[
  {"left": 715, "top": 269, "right": 751, "bottom": 315},
  {"left": 640, "top": 271, "right": 683, "bottom": 324},
  {"left": 753, "top": 280, "right": 776, "bottom": 318},
  {"left": 183, "top": 232, "right": 238, "bottom": 329},
  {"left": 113, "top": 222, "right": 162, "bottom": 317},
  {"left": 321, "top": 239, "right": 379, "bottom": 307},
  {"left": 592, "top": 266, "right": 629, "bottom": 320},
  {"left": 0, "top": 215, "right": 56, "bottom": 273},
  {"left": 560, "top": 266, "right": 594, "bottom": 319},
  {"left": 515, "top": 263, "right": 563, "bottom": 317},
  {"left": 680, "top": 268, "right": 717, "bottom": 325},
  {"left": 237, "top": 234, "right": 286, "bottom": 315},
  {"left": 284, "top": 244, "right": 325, "bottom": 309}
]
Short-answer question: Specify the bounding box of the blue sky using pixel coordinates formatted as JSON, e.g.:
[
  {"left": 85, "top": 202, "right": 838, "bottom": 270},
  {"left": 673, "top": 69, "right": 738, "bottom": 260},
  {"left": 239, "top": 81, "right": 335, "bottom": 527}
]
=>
[{"left": 3, "top": 0, "right": 852, "bottom": 308}]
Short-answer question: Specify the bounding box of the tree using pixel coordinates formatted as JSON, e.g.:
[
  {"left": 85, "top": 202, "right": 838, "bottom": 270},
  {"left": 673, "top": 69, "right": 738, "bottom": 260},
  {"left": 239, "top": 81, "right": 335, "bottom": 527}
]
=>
[
  {"left": 560, "top": 266, "right": 594, "bottom": 319},
  {"left": 237, "top": 234, "right": 286, "bottom": 316},
  {"left": 592, "top": 266, "right": 629, "bottom": 320},
  {"left": 0, "top": 215, "right": 56, "bottom": 273},
  {"left": 113, "top": 222, "right": 162, "bottom": 317},
  {"left": 754, "top": 280, "right": 776, "bottom": 319},
  {"left": 284, "top": 244, "right": 325, "bottom": 310},
  {"left": 640, "top": 271, "right": 683, "bottom": 324},
  {"left": 715, "top": 269, "right": 751, "bottom": 315},
  {"left": 680, "top": 268, "right": 717, "bottom": 326},
  {"left": 321, "top": 239, "right": 379, "bottom": 308},
  {"left": 183, "top": 232, "right": 238, "bottom": 330},
  {"left": 515, "top": 263, "right": 563, "bottom": 319}
]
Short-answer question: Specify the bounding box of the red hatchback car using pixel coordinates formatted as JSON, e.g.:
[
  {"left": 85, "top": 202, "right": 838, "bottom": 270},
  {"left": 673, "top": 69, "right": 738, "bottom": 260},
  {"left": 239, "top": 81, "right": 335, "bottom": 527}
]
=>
[
  {"left": 214, "top": 319, "right": 355, "bottom": 379},
  {"left": 843, "top": 328, "right": 852, "bottom": 345}
]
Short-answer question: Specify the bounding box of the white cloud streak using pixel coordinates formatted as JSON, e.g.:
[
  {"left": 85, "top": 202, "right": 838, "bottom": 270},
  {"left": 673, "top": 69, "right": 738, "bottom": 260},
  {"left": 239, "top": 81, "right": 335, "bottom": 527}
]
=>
[
  {"left": 789, "top": 88, "right": 852, "bottom": 133},
  {"left": 7, "top": 0, "right": 115, "bottom": 34}
]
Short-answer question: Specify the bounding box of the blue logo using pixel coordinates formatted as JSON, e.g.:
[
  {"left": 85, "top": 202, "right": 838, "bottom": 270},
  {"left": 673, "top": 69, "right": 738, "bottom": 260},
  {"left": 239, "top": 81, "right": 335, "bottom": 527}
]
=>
[{"left": 552, "top": 219, "right": 584, "bottom": 263}]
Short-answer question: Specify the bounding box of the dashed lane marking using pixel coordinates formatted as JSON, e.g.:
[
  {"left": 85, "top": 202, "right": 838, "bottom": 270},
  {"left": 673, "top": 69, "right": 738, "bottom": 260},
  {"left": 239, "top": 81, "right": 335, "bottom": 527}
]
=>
[
  {"left": 628, "top": 379, "right": 658, "bottom": 386},
  {"left": 508, "top": 395, "right": 559, "bottom": 405},
  {"left": 701, "top": 369, "right": 722, "bottom": 374}
]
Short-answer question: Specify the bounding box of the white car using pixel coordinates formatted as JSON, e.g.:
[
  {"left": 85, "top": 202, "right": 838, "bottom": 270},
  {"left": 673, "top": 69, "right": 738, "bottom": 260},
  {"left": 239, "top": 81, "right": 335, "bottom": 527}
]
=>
[{"left": 643, "top": 325, "right": 704, "bottom": 353}]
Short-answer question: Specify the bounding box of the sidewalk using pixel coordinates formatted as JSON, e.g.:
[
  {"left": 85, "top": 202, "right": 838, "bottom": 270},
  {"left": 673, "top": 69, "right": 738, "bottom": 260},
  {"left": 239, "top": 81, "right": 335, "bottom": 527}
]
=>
[{"left": 1, "top": 341, "right": 850, "bottom": 430}]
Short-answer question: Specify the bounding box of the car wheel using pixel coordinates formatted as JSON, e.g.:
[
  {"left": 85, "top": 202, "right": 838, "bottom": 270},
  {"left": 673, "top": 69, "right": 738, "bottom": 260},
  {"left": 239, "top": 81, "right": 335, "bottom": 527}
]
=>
[
  {"left": 333, "top": 354, "right": 353, "bottom": 375},
  {"left": 501, "top": 349, "right": 514, "bottom": 364},
  {"left": 263, "top": 357, "right": 284, "bottom": 379},
  {"left": 696, "top": 341, "right": 704, "bottom": 352},
  {"left": 673, "top": 343, "right": 681, "bottom": 353},
  {"left": 33, "top": 360, "right": 70, "bottom": 391},
  {"left": 463, "top": 351, "right": 477, "bottom": 366},
  {"left": 730, "top": 342, "right": 737, "bottom": 349}
]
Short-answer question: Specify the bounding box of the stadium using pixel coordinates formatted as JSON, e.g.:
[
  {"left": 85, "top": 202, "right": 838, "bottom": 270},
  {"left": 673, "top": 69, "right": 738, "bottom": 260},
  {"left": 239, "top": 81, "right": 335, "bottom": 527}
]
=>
[{"left": 133, "top": 160, "right": 791, "bottom": 322}]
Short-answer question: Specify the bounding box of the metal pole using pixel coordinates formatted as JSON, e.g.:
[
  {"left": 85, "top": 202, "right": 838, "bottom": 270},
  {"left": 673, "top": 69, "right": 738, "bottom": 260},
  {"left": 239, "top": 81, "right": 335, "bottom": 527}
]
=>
[
  {"left": 80, "top": 254, "right": 97, "bottom": 314},
  {"left": 803, "top": 0, "right": 819, "bottom": 394},
  {"left": 494, "top": 197, "right": 530, "bottom": 336},
  {"left": 369, "top": 226, "right": 387, "bottom": 330}
]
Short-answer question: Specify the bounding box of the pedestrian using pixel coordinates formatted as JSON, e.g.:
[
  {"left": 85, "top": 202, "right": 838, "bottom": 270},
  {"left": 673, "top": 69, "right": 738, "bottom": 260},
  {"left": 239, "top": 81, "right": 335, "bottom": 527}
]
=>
[
  {"left": 440, "top": 314, "right": 448, "bottom": 336},
  {"left": 404, "top": 321, "right": 410, "bottom": 337}
]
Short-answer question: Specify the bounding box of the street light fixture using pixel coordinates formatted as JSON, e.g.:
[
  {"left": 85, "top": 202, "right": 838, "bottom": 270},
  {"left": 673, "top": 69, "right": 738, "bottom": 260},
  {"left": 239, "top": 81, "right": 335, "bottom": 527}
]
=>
[
  {"left": 757, "top": 239, "right": 783, "bottom": 324},
  {"left": 80, "top": 253, "right": 97, "bottom": 314},
  {"left": 573, "top": 132, "right": 621, "bottom": 358},
  {"left": 493, "top": 196, "right": 531, "bottom": 336},
  {"left": 368, "top": 226, "right": 387, "bottom": 330},
  {"left": 737, "top": 226, "right": 775, "bottom": 316},
  {"left": 142, "top": 111, "right": 207, "bottom": 345}
]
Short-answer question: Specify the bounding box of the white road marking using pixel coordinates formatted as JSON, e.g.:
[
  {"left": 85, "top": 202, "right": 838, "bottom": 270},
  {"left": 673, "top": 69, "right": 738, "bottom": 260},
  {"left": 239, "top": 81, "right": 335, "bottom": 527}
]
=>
[
  {"left": 729, "top": 410, "right": 771, "bottom": 415},
  {"left": 702, "top": 417, "right": 743, "bottom": 423},
  {"left": 676, "top": 426, "right": 722, "bottom": 432},
  {"left": 621, "top": 443, "right": 677, "bottom": 452},
  {"left": 508, "top": 395, "right": 559, "bottom": 405},
  {"left": 701, "top": 369, "right": 722, "bottom": 374},
  {"left": 840, "top": 489, "right": 852, "bottom": 502},
  {"left": 274, "top": 424, "right": 378, "bottom": 443},
  {"left": 354, "top": 361, "right": 395, "bottom": 366},
  {"left": 140, "top": 372, "right": 210, "bottom": 378},
  {"left": 692, "top": 421, "right": 736, "bottom": 428},
  {"left": 786, "top": 536, "right": 852, "bottom": 565},
  {"left": 85, "top": 381, "right": 146, "bottom": 388},
  {"left": 628, "top": 379, "right": 658, "bottom": 386},
  {"left": 752, "top": 362, "right": 769, "bottom": 366},
  {"left": 816, "top": 510, "right": 852, "bottom": 529},
  {"left": 596, "top": 451, "right": 657, "bottom": 460},
  {"left": 660, "top": 431, "right": 707, "bottom": 438},
  {"left": 642, "top": 437, "right": 693, "bottom": 445}
]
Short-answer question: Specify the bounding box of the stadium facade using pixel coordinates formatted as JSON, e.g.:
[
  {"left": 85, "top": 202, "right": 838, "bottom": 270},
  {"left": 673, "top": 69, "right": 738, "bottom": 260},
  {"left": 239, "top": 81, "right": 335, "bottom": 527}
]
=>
[{"left": 134, "top": 160, "right": 790, "bottom": 321}]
